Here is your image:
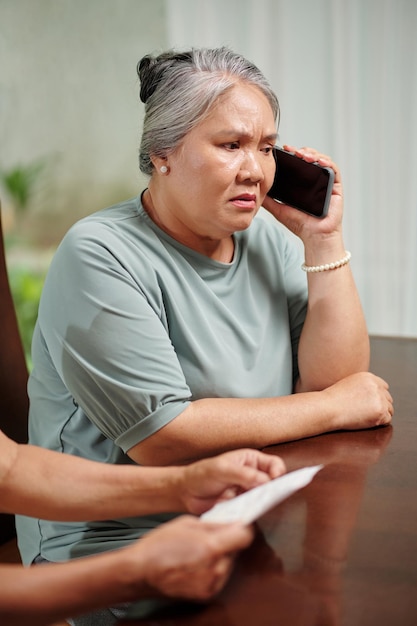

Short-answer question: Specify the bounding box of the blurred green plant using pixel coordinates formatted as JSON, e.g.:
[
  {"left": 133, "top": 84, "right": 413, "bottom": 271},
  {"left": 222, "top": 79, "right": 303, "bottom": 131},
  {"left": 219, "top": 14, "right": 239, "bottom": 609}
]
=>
[
  {"left": 0, "top": 159, "right": 46, "bottom": 213},
  {"left": 8, "top": 266, "right": 46, "bottom": 370}
]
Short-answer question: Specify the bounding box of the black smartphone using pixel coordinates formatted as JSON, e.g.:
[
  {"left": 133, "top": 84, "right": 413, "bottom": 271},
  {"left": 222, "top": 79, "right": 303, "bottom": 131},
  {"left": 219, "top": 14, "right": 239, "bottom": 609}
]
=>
[{"left": 267, "top": 146, "right": 334, "bottom": 218}]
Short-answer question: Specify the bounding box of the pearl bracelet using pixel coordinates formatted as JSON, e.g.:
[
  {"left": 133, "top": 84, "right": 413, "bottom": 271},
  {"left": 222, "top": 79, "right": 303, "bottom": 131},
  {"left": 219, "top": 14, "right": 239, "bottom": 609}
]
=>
[{"left": 301, "top": 251, "right": 351, "bottom": 273}]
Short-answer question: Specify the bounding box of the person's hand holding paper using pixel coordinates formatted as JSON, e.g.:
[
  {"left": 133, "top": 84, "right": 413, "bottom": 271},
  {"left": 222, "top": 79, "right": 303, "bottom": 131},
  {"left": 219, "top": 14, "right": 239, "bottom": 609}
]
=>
[{"left": 201, "top": 465, "right": 323, "bottom": 524}]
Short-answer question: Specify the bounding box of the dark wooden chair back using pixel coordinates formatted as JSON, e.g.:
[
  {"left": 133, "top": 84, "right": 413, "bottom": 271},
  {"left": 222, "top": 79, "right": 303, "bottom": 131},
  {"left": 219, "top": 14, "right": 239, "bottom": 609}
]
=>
[{"left": 0, "top": 201, "right": 29, "bottom": 543}]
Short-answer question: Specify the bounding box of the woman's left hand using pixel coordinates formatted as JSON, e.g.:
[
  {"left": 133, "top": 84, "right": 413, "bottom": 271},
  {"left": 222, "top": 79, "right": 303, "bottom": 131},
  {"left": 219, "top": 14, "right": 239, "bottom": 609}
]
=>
[{"left": 262, "top": 145, "right": 344, "bottom": 243}]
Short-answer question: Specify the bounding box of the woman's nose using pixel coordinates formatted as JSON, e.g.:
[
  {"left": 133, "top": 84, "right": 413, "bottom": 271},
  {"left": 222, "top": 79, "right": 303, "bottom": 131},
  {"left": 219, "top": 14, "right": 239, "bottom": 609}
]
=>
[{"left": 237, "top": 152, "right": 264, "bottom": 183}]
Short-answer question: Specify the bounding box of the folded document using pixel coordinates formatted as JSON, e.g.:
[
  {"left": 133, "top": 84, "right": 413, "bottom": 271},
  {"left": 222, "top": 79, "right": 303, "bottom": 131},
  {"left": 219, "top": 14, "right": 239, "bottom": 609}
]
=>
[{"left": 201, "top": 464, "right": 323, "bottom": 524}]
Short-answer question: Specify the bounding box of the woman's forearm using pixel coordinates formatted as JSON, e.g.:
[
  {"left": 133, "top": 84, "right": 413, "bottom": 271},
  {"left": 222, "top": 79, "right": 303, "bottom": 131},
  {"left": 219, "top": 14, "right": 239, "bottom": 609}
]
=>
[
  {"left": 297, "top": 270, "right": 370, "bottom": 390},
  {"left": 130, "top": 392, "right": 333, "bottom": 465},
  {"left": 297, "top": 238, "right": 370, "bottom": 391},
  {"left": 130, "top": 370, "right": 392, "bottom": 467}
]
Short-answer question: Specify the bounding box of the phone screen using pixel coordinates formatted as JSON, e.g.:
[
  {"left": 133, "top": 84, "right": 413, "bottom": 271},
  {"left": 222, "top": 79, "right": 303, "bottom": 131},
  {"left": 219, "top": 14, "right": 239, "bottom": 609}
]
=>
[{"left": 267, "top": 147, "right": 334, "bottom": 218}]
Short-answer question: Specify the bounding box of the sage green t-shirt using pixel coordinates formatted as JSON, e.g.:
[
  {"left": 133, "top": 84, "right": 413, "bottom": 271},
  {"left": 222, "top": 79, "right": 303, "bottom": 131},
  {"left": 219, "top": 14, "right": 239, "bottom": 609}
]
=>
[{"left": 16, "top": 196, "right": 307, "bottom": 564}]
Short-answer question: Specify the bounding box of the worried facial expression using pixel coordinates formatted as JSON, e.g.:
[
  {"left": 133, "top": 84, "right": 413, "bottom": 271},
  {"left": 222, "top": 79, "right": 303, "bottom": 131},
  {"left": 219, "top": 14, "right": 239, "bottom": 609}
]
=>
[{"left": 153, "top": 82, "right": 278, "bottom": 255}]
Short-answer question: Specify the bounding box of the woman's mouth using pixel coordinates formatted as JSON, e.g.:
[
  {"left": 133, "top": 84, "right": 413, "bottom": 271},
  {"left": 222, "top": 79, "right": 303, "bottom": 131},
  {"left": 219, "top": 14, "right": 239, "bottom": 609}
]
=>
[{"left": 230, "top": 193, "right": 257, "bottom": 210}]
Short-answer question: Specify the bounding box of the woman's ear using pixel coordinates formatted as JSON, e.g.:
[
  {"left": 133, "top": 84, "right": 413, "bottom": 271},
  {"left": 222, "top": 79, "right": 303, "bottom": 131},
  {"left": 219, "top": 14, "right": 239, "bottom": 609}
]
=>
[{"left": 151, "top": 155, "right": 169, "bottom": 174}]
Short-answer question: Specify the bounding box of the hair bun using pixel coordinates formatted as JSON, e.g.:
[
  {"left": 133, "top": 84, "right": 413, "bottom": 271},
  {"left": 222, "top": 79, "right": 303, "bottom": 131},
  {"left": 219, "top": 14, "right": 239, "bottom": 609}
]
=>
[
  {"left": 137, "top": 51, "right": 193, "bottom": 103},
  {"left": 137, "top": 55, "right": 158, "bottom": 103}
]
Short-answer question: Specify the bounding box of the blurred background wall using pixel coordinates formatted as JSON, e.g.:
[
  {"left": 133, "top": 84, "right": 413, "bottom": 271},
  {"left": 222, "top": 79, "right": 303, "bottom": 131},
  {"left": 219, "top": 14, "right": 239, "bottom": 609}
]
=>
[
  {"left": 0, "top": 0, "right": 165, "bottom": 240},
  {"left": 1, "top": 0, "right": 416, "bottom": 338}
]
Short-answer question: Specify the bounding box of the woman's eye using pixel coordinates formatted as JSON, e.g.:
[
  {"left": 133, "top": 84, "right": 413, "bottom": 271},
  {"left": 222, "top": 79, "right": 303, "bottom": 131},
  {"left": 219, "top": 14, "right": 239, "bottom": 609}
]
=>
[
  {"left": 262, "top": 146, "right": 274, "bottom": 154},
  {"left": 224, "top": 142, "right": 240, "bottom": 150}
]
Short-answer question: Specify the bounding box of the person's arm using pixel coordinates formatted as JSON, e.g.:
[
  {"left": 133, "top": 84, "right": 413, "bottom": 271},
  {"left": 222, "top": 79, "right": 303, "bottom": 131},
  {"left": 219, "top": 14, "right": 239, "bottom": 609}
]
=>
[
  {"left": 130, "top": 373, "right": 393, "bottom": 465},
  {"left": 263, "top": 145, "right": 370, "bottom": 392},
  {"left": 0, "top": 430, "right": 284, "bottom": 519},
  {"left": 0, "top": 516, "right": 253, "bottom": 626}
]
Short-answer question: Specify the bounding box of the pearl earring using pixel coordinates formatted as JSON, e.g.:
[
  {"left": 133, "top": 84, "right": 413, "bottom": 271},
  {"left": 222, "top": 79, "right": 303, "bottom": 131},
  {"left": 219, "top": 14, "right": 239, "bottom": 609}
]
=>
[{"left": 160, "top": 165, "right": 168, "bottom": 174}]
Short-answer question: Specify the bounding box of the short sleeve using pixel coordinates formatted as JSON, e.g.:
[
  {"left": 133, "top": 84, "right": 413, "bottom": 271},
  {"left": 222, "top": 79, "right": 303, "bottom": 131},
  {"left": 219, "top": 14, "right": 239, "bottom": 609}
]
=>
[{"left": 38, "top": 221, "right": 192, "bottom": 448}]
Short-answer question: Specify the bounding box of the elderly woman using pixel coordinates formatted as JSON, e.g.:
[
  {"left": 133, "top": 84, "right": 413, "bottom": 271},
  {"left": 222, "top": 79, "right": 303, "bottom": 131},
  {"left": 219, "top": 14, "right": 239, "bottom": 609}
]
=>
[{"left": 17, "top": 47, "right": 392, "bottom": 625}]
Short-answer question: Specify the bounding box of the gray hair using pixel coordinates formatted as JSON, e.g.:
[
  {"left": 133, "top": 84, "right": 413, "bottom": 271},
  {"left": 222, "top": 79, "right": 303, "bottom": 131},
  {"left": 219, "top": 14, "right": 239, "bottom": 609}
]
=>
[{"left": 137, "top": 47, "right": 280, "bottom": 176}]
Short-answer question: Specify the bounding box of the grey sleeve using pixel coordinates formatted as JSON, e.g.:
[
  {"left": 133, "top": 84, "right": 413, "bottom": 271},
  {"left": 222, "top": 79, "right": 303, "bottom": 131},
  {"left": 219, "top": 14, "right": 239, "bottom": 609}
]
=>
[{"left": 38, "top": 225, "right": 192, "bottom": 451}]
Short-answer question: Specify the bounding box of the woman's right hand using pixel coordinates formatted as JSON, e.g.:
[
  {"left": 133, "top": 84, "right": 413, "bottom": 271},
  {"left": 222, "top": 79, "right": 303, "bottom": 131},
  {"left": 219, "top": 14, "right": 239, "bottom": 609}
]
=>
[
  {"left": 322, "top": 372, "right": 394, "bottom": 431},
  {"left": 262, "top": 145, "right": 344, "bottom": 244}
]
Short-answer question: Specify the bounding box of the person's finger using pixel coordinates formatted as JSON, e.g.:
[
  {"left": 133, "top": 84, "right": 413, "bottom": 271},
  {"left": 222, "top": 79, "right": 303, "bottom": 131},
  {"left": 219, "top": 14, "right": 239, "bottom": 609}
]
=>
[
  {"left": 205, "top": 557, "right": 235, "bottom": 597},
  {"left": 199, "top": 521, "right": 254, "bottom": 550},
  {"left": 218, "top": 451, "right": 286, "bottom": 491},
  {"left": 230, "top": 461, "right": 284, "bottom": 491},
  {"left": 248, "top": 450, "right": 286, "bottom": 479},
  {"left": 283, "top": 144, "right": 340, "bottom": 182}
]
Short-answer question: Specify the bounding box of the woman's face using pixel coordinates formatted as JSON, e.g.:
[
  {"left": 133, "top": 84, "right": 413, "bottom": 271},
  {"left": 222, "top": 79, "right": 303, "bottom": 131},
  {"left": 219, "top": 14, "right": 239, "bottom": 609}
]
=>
[{"left": 152, "top": 82, "right": 278, "bottom": 257}]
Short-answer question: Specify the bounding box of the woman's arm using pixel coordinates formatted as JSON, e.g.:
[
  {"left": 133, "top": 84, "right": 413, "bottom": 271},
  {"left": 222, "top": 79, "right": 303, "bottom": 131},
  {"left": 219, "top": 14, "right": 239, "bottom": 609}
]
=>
[
  {"left": 0, "top": 430, "right": 283, "bottom": 519},
  {"left": 0, "top": 516, "right": 253, "bottom": 626},
  {"left": 130, "top": 372, "right": 393, "bottom": 465},
  {"left": 295, "top": 257, "right": 369, "bottom": 391},
  {"left": 263, "top": 145, "right": 370, "bottom": 391}
]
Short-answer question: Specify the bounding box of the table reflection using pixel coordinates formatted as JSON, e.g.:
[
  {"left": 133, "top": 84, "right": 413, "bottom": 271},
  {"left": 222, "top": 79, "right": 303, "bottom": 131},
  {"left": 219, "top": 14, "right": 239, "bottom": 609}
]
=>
[
  {"left": 259, "top": 425, "right": 393, "bottom": 626},
  {"left": 124, "top": 426, "right": 393, "bottom": 626}
]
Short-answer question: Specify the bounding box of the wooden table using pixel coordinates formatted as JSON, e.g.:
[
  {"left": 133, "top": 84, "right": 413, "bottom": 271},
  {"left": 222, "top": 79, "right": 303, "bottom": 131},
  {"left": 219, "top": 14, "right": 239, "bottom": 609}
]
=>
[{"left": 120, "top": 336, "right": 417, "bottom": 626}]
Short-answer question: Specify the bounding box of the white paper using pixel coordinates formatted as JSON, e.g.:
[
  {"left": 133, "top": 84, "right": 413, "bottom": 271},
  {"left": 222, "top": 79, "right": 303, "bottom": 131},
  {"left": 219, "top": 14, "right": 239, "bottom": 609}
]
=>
[{"left": 201, "top": 464, "right": 323, "bottom": 524}]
